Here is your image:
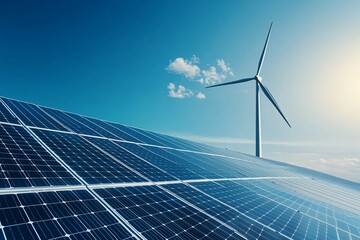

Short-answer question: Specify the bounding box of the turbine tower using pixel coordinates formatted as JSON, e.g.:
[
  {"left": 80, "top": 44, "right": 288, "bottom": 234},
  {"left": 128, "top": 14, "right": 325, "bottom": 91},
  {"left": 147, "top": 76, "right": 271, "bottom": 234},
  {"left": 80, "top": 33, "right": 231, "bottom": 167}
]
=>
[{"left": 207, "top": 22, "right": 291, "bottom": 158}]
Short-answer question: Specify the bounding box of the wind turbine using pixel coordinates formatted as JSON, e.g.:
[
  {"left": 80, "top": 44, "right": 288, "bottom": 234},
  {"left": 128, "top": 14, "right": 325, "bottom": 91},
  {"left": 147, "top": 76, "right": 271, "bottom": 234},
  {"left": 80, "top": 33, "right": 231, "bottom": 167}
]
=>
[{"left": 206, "top": 22, "right": 291, "bottom": 158}]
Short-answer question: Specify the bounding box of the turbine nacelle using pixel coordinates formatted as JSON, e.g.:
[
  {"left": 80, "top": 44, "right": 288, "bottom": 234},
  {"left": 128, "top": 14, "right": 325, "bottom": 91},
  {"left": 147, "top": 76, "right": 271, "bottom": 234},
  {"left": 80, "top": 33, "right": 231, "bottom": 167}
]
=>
[{"left": 255, "top": 75, "right": 262, "bottom": 82}]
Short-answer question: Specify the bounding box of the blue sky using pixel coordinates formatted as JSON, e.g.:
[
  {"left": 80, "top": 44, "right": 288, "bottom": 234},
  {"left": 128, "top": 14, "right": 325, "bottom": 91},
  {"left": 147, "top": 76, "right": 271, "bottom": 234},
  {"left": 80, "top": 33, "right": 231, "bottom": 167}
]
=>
[{"left": 1, "top": 1, "right": 359, "bottom": 182}]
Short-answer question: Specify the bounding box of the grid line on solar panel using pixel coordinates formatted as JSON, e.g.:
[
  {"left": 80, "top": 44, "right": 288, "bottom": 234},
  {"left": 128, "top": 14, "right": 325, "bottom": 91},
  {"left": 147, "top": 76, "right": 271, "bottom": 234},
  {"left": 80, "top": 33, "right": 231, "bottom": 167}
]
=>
[
  {"left": 0, "top": 124, "right": 80, "bottom": 188},
  {"left": 162, "top": 183, "right": 288, "bottom": 240},
  {"left": 95, "top": 185, "right": 243, "bottom": 240},
  {"left": 31, "top": 129, "right": 147, "bottom": 185},
  {"left": 0, "top": 100, "right": 19, "bottom": 124},
  {"left": 85, "top": 137, "right": 177, "bottom": 182},
  {"left": 116, "top": 142, "right": 205, "bottom": 180},
  {"left": 0, "top": 189, "right": 137, "bottom": 240},
  {"left": 1, "top": 98, "right": 69, "bottom": 132}
]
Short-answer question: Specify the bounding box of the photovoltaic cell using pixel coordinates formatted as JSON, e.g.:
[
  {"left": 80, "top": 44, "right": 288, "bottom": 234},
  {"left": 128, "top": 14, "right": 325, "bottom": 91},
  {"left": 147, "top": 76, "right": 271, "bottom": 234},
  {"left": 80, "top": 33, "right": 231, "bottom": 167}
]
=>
[
  {"left": 0, "top": 101, "right": 18, "bottom": 124},
  {"left": 0, "top": 190, "right": 135, "bottom": 240},
  {"left": 0, "top": 124, "right": 80, "bottom": 188},
  {"left": 32, "top": 129, "right": 146, "bottom": 184},
  {"left": 86, "top": 137, "right": 177, "bottom": 182},
  {"left": 1, "top": 98, "right": 69, "bottom": 131},
  {"left": 95, "top": 185, "right": 242, "bottom": 240}
]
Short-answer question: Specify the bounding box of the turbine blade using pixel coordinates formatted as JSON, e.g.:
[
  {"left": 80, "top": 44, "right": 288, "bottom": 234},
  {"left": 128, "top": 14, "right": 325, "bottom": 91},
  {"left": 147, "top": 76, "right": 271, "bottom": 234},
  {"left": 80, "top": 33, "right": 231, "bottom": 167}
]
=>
[
  {"left": 206, "top": 77, "right": 255, "bottom": 88},
  {"left": 257, "top": 22, "right": 273, "bottom": 75},
  {"left": 258, "top": 81, "right": 291, "bottom": 128}
]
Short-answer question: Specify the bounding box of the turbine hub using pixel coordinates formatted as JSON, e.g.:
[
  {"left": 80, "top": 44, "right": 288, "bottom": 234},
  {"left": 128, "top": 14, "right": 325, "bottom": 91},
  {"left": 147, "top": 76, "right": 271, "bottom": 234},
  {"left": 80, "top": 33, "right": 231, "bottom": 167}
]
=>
[{"left": 255, "top": 75, "right": 262, "bottom": 81}]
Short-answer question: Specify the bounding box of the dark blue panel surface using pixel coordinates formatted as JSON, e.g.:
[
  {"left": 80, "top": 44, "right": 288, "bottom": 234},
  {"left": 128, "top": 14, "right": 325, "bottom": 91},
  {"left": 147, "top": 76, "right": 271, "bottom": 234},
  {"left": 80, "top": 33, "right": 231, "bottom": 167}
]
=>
[
  {"left": 1, "top": 98, "right": 68, "bottom": 131},
  {"left": 0, "top": 190, "right": 135, "bottom": 240},
  {"left": 0, "top": 124, "right": 80, "bottom": 188},
  {"left": 117, "top": 142, "right": 203, "bottom": 180},
  {"left": 95, "top": 185, "right": 241, "bottom": 240},
  {"left": 86, "top": 137, "right": 176, "bottom": 181},
  {"left": 0, "top": 101, "right": 18, "bottom": 124},
  {"left": 33, "top": 129, "right": 146, "bottom": 184}
]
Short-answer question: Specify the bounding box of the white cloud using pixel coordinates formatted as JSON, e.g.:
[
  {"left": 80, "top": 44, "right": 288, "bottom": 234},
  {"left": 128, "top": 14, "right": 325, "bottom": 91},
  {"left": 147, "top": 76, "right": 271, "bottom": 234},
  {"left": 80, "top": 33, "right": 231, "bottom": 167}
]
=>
[
  {"left": 166, "top": 56, "right": 235, "bottom": 97},
  {"left": 167, "top": 83, "right": 193, "bottom": 98},
  {"left": 217, "top": 59, "right": 234, "bottom": 76},
  {"left": 167, "top": 56, "right": 200, "bottom": 79},
  {"left": 196, "top": 92, "right": 206, "bottom": 99},
  {"left": 199, "top": 66, "right": 227, "bottom": 85}
]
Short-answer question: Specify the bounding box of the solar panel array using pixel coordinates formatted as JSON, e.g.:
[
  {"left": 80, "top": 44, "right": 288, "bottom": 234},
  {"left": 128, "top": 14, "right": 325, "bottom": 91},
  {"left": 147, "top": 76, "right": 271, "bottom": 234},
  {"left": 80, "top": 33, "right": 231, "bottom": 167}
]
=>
[{"left": 0, "top": 96, "right": 359, "bottom": 240}]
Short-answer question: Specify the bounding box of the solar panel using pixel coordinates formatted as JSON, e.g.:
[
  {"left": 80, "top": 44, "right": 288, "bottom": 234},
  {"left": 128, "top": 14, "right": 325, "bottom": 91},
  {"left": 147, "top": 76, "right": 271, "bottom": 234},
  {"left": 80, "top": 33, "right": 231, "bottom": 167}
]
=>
[
  {"left": 0, "top": 96, "right": 359, "bottom": 240},
  {"left": 94, "top": 185, "right": 242, "bottom": 239},
  {"left": 163, "top": 183, "right": 288, "bottom": 239},
  {"left": 83, "top": 117, "right": 141, "bottom": 142},
  {"left": 190, "top": 180, "right": 357, "bottom": 239},
  {"left": 1, "top": 98, "right": 69, "bottom": 131},
  {"left": 86, "top": 137, "right": 177, "bottom": 182},
  {"left": 106, "top": 122, "right": 165, "bottom": 146},
  {"left": 40, "top": 107, "right": 102, "bottom": 136},
  {"left": 0, "top": 124, "right": 80, "bottom": 188},
  {"left": 116, "top": 142, "right": 204, "bottom": 180},
  {"left": 0, "top": 189, "right": 136, "bottom": 240},
  {"left": 32, "top": 129, "right": 146, "bottom": 184}
]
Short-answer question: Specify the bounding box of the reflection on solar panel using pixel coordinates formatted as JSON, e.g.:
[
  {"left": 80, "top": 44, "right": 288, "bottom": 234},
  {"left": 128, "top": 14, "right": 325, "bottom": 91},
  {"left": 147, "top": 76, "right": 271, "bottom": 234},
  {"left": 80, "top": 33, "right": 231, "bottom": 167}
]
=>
[{"left": 0, "top": 96, "right": 359, "bottom": 240}]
